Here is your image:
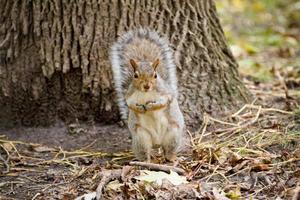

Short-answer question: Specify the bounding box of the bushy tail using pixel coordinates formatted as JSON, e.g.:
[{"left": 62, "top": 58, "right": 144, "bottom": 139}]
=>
[{"left": 110, "top": 28, "right": 177, "bottom": 120}]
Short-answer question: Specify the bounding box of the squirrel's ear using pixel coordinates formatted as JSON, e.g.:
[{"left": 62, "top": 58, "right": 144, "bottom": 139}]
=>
[
  {"left": 129, "top": 59, "right": 138, "bottom": 72},
  {"left": 152, "top": 59, "right": 160, "bottom": 71}
]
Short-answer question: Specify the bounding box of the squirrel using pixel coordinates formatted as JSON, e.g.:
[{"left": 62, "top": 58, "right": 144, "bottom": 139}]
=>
[{"left": 109, "top": 28, "right": 185, "bottom": 162}]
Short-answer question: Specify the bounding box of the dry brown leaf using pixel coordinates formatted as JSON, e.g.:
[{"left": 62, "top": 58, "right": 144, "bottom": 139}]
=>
[
  {"left": 228, "top": 152, "right": 243, "bottom": 166},
  {"left": 1, "top": 143, "right": 13, "bottom": 152},
  {"left": 251, "top": 163, "right": 269, "bottom": 172}
]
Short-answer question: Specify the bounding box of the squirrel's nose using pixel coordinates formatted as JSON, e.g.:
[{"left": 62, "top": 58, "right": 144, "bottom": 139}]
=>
[{"left": 144, "top": 85, "right": 150, "bottom": 90}]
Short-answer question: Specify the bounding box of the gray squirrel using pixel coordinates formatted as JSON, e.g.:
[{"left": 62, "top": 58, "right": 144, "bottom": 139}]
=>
[{"left": 110, "top": 28, "right": 184, "bottom": 162}]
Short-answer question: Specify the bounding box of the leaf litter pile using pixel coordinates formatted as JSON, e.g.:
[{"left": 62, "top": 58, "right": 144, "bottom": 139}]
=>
[{"left": 0, "top": 74, "right": 299, "bottom": 200}]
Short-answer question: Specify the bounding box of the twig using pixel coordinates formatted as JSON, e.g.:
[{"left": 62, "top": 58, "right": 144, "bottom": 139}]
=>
[
  {"left": 42, "top": 181, "right": 71, "bottom": 192},
  {"left": 78, "top": 139, "right": 98, "bottom": 151},
  {"left": 227, "top": 166, "right": 251, "bottom": 178},
  {"left": 250, "top": 105, "right": 261, "bottom": 124},
  {"left": 187, "top": 130, "right": 196, "bottom": 147},
  {"left": 233, "top": 104, "right": 292, "bottom": 116},
  {"left": 215, "top": 170, "right": 230, "bottom": 183},
  {"left": 96, "top": 169, "right": 122, "bottom": 200},
  {"left": 232, "top": 98, "right": 258, "bottom": 117},
  {"left": 274, "top": 68, "right": 290, "bottom": 98},
  {"left": 197, "top": 114, "right": 209, "bottom": 143},
  {"left": 31, "top": 192, "right": 42, "bottom": 200},
  {"left": 0, "top": 152, "right": 9, "bottom": 173},
  {"left": 202, "top": 165, "right": 219, "bottom": 182},
  {"left": 270, "top": 158, "right": 300, "bottom": 166},
  {"left": 232, "top": 104, "right": 247, "bottom": 117},
  {"left": 261, "top": 107, "right": 292, "bottom": 114},
  {"left": 208, "top": 116, "right": 238, "bottom": 127},
  {"left": 0, "top": 139, "right": 40, "bottom": 146},
  {"left": 217, "top": 127, "right": 242, "bottom": 138},
  {"left": 129, "top": 161, "right": 186, "bottom": 175},
  {"left": 53, "top": 147, "right": 66, "bottom": 160},
  {"left": 186, "top": 162, "right": 202, "bottom": 181}
]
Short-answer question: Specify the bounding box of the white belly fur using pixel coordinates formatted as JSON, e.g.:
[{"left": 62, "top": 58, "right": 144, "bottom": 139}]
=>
[
  {"left": 139, "top": 109, "right": 169, "bottom": 146},
  {"left": 127, "top": 90, "right": 170, "bottom": 146}
]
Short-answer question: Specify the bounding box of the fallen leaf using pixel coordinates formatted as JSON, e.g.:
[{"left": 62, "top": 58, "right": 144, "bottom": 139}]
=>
[
  {"left": 33, "top": 145, "right": 56, "bottom": 152},
  {"left": 212, "top": 188, "right": 231, "bottom": 200},
  {"left": 1, "top": 143, "right": 13, "bottom": 152},
  {"left": 228, "top": 152, "right": 243, "bottom": 166},
  {"left": 251, "top": 163, "right": 269, "bottom": 172},
  {"left": 74, "top": 192, "right": 96, "bottom": 200},
  {"left": 106, "top": 180, "right": 123, "bottom": 192},
  {"left": 225, "top": 187, "right": 241, "bottom": 199},
  {"left": 134, "top": 170, "right": 188, "bottom": 186}
]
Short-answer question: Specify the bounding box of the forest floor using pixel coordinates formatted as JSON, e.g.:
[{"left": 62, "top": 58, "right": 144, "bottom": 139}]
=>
[
  {"left": 1, "top": 76, "right": 299, "bottom": 200},
  {"left": 1, "top": 0, "right": 300, "bottom": 199}
]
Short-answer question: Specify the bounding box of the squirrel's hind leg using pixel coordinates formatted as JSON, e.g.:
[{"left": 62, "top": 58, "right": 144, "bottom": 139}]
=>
[
  {"left": 162, "top": 123, "right": 181, "bottom": 162},
  {"left": 131, "top": 126, "right": 152, "bottom": 162}
]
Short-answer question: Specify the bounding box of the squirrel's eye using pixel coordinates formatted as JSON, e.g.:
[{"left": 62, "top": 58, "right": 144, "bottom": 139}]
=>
[
  {"left": 154, "top": 73, "right": 157, "bottom": 79},
  {"left": 134, "top": 74, "right": 139, "bottom": 78}
]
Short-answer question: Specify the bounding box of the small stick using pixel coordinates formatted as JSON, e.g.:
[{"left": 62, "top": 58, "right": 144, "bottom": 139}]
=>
[
  {"left": 96, "top": 169, "right": 122, "bottom": 200},
  {"left": 261, "top": 107, "right": 292, "bottom": 114},
  {"left": 208, "top": 116, "right": 238, "bottom": 127},
  {"left": 31, "top": 192, "right": 42, "bottom": 200},
  {"left": 0, "top": 152, "right": 9, "bottom": 173},
  {"left": 78, "top": 139, "right": 98, "bottom": 151},
  {"left": 251, "top": 105, "right": 261, "bottom": 124},
  {"left": 199, "top": 165, "right": 219, "bottom": 182},
  {"left": 233, "top": 104, "right": 292, "bottom": 116},
  {"left": 187, "top": 130, "right": 195, "bottom": 147},
  {"left": 232, "top": 98, "right": 257, "bottom": 117},
  {"left": 197, "top": 113, "right": 209, "bottom": 143},
  {"left": 129, "top": 161, "right": 186, "bottom": 175},
  {"left": 274, "top": 68, "right": 290, "bottom": 98},
  {"left": 270, "top": 158, "right": 300, "bottom": 166}
]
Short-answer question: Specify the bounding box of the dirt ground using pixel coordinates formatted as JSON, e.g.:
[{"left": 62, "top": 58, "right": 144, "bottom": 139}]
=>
[{"left": 0, "top": 124, "right": 131, "bottom": 153}]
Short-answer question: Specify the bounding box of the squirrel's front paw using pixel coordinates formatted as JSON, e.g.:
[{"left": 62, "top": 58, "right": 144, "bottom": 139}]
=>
[
  {"left": 144, "top": 101, "right": 157, "bottom": 110},
  {"left": 145, "top": 97, "right": 169, "bottom": 111},
  {"left": 135, "top": 103, "right": 147, "bottom": 113},
  {"left": 128, "top": 103, "right": 146, "bottom": 113},
  {"left": 137, "top": 104, "right": 147, "bottom": 112}
]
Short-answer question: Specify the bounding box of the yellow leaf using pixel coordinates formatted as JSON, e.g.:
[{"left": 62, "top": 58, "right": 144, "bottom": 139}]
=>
[{"left": 226, "top": 187, "right": 241, "bottom": 199}]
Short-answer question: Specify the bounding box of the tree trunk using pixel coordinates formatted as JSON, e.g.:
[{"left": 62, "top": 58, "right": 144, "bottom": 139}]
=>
[{"left": 0, "top": 0, "right": 250, "bottom": 128}]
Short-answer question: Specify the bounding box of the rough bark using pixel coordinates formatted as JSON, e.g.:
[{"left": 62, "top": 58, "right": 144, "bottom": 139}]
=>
[{"left": 0, "top": 0, "right": 250, "bottom": 128}]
